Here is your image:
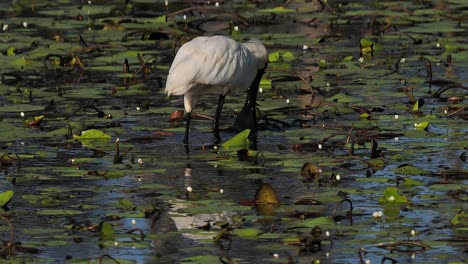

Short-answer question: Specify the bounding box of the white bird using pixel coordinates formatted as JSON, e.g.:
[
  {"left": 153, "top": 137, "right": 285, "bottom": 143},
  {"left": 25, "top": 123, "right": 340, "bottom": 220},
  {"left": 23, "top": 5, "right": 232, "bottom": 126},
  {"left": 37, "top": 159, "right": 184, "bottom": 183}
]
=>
[{"left": 165, "top": 35, "right": 268, "bottom": 144}]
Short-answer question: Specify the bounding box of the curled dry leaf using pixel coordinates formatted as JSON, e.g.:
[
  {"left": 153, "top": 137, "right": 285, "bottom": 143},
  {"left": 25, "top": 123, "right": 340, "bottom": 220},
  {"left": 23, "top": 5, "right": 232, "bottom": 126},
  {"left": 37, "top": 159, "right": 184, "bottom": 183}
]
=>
[
  {"left": 170, "top": 110, "right": 184, "bottom": 121},
  {"left": 28, "top": 115, "right": 45, "bottom": 126},
  {"left": 301, "top": 162, "right": 321, "bottom": 180},
  {"left": 153, "top": 131, "right": 176, "bottom": 136},
  {"left": 255, "top": 183, "right": 279, "bottom": 204},
  {"left": 447, "top": 96, "right": 462, "bottom": 103}
]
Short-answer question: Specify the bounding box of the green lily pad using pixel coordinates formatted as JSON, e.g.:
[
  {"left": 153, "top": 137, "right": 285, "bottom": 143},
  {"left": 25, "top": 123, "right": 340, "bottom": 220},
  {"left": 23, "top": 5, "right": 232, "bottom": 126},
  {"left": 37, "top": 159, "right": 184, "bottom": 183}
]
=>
[
  {"left": 232, "top": 228, "right": 262, "bottom": 237},
  {"left": 292, "top": 216, "right": 336, "bottom": 228},
  {"left": 73, "top": 129, "right": 112, "bottom": 140},
  {"left": 222, "top": 129, "right": 250, "bottom": 149},
  {"left": 98, "top": 222, "right": 115, "bottom": 240},
  {"left": 37, "top": 209, "right": 83, "bottom": 215},
  {"left": 182, "top": 255, "right": 232, "bottom": 264},
  {"left": 414, "top": 121, "right": 429, "bottom": 130},
  {"left": 0, "top": 190, "right": 14, "bottom": 208},
  {"left": 412, "top": 98, "right": 425, "bottom": 112},
  {"left": 451, "top": 210, "right": 467, "bottom": 226},
  {"left": 378, "top": 187, "right": 408, "bottom": 204},
  {"left": 258, "top": 6, "right": 295, "bottom": 13},
  {"left": 268, "top": 50, "right": 295, "bottom": 62},
  {"left": 393, "top": 164, "right": 428, "bottom": 175}
]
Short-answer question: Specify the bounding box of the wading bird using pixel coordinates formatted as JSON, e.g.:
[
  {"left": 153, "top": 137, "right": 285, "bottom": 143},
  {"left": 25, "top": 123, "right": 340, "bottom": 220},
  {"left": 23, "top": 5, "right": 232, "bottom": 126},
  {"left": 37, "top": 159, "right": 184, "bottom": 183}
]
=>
[{"left": 165, "top": 35, "right": 268, "bottom": 144}]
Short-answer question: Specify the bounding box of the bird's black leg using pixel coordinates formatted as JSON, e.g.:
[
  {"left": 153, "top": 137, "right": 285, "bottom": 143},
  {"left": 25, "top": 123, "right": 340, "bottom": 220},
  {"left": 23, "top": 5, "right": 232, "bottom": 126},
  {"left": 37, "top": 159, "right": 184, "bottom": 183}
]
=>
[
  {"left": 212, "top": 95, "right": 225, "bottom": 144},
  {"left": 183, "top": 112, "right": 191, "bottom": 145}
]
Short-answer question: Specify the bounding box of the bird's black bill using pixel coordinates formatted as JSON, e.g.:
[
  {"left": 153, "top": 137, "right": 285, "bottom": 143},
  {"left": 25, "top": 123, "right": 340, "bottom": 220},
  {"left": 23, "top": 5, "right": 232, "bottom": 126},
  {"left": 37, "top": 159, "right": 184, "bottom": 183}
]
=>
[{"left": 234, "top": 69, "right": 265, "bottom": 132}]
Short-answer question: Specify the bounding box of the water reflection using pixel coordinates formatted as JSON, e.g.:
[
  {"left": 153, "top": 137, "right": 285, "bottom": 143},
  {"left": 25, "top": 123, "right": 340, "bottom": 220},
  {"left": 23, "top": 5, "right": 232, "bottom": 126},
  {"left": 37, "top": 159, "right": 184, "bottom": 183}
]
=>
[{"left": 0, "top": 0, "right": 466, "bottom": 263}]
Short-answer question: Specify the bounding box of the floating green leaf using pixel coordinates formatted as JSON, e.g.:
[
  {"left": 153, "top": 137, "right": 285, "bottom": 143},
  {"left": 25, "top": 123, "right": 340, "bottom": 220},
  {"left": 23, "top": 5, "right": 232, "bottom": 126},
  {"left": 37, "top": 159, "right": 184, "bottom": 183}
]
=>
[
  {"left": 98, "top": 222, "right": 115, "bottom": 240},
  {"left": 414, "top": 121, "right": 429, "bottom": 130},
  {"left": 142, "top": 15, "right": 168, "bottom": 24},
  {"left": 268, "top": 50, "right": 295, "bottom": 62},
  {"left": 319, "top": 59, "right": 327, "bottom": 68},
  {"left": 0, "top": 190, "right": 14, "bottom": 208},
  {"left": 37, "top": 209, "right": 83, "bottom": 215},
  {"left": 255, "top": 183, "right": 279, "bottom": 204},
  {"left": 294, "top": 217, "right": 336, "bottom": 228},
  {"left": 222, "top": 129, "right": 250, "bottom": 149},
  {"left": 412, "top": 98, "right": 425, "bottom": 112},
  {"left": 260, "top": 78, "right": 272, "bottom": 88},
  {"left": 182, "top": 255, "right": 229, "bottom": 263},
  {"left": 258, "top": 6, "right": 295, "bottom": 13},
  {"left": 7, "top": 47, "right": 17, "bottom": 56},
  {"left": 117, "top": 199, "right": 135, "bottom": 209},
  {"left": 401, "top": 177, "right": 423, "bottom": 187},
  {"left": 451, "top": 210, "right": 467, "bottom": 226},
  {"left": 73, "top": 129, "right": 111, "bottom": 140},
  {"left": 394, "top": 164, "right": 427, "bottom": 175},
  {"left": 360, "top": 38, "right": 374, "bottom": 48},
  {"left": 232, "top": 228, "right": 262, "bottom": 237},
  {"left": 378, "top": 187, "right": 408, "bottom": 204}
]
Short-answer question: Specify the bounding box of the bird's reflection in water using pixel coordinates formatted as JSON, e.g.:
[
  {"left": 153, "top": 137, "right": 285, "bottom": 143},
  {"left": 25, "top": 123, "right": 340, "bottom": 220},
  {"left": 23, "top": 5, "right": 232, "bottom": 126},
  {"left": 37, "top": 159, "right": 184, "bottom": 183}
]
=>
[
  {"left": 149, "top": 132, "right": 280, "bottom": 262},
  {"left": 179, "top": 130, "right": 261, "bottom": 219}
]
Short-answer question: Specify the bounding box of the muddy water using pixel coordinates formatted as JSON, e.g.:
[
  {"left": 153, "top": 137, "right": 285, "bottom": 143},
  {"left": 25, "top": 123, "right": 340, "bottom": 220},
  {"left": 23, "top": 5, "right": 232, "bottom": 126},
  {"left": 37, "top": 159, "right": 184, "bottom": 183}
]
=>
[{"left": 0, "top": 0, "right": 466, "bottom": 263}]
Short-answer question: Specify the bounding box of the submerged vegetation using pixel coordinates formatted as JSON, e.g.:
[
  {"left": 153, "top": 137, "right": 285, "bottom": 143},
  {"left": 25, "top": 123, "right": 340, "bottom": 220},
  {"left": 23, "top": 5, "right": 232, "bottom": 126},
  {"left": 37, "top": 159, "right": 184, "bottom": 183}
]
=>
[{"left": 0, "top": 0, "right": 466, "bottom": 263}]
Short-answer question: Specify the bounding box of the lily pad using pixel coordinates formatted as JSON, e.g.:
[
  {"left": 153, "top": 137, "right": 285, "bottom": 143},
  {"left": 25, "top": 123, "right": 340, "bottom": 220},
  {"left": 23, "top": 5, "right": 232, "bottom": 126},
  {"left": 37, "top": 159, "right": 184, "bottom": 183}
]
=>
[
  {"left": 222, "top": 129, "right": 251, "bottom": 149},
  {"left": 73, "top": 129, "right": 112, "bottom": 140},
  {"left": 232, "top": 228, "right": 262, "bottom": 237},
  {"left": 0, "top": 190, "right": 14, "bottom": 208},
  {"left": 37, "top": 209, "right": 83, "bottom": 215}
]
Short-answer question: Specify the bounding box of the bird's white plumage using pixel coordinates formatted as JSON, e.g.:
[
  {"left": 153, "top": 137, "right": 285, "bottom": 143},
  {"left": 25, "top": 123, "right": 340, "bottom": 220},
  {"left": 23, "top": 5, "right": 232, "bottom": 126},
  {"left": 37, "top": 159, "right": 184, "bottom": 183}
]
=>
[{"left": 165, "top": 36, "right": 265, "bottom": 113}]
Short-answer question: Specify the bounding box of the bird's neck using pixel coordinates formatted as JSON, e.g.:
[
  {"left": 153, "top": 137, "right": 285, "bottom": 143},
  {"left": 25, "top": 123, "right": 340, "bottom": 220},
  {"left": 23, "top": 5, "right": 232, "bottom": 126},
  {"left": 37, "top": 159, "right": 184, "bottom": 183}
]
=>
[
  {"left": 234, "top": 69, "right": 265, "bottom": 132},
  {"left": 245, "top": 69, "right": 265, "bottom": 109}
]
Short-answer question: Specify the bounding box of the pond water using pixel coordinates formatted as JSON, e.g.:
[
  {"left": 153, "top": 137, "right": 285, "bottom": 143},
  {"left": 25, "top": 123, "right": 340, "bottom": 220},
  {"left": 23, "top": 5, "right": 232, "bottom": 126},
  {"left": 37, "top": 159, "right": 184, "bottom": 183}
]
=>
[{"left": 0, "top": 0, "right": 466, "bottom": 263}]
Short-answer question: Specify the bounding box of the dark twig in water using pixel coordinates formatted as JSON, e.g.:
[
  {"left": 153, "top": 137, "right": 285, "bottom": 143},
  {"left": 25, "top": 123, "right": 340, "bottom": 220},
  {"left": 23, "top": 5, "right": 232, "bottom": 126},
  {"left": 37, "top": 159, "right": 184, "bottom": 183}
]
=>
[
  {"left": 317, "top": 0, "right": 334, "bottom": 12},
  {"left": 113, "top": 139, "right": 133, "bottom": 164},
  {"left": 219, "top": 256, "right": 239, "bottom": 264},
  {"left": 332, "top": 198, "right": 353, "bottom": 224},
  {"left": 66, "top": 123, "right": 74, "bottom": 139},
  {"left": 394, "top": 53, "right": 406, "bottom": 73},
  {"left": 281, "top": 0, "right": 295, "bottom": 8},
  {"left": 64, "top": 104, "right": 105, "bottom": 119},
  {"left": 99, "top": 254, "right": 120, "bottom": 264},
  {"left": 1, "top": 72, "right": 22, "bottom": 85},
  {"left": 447, "top": 106, "right": 466, "bottom": 117},
  {"left": 0, "top": 215, "right": 22, "bottom": 259},
  {"left": 401, "top": 32, "right": 422, "bottom": 45},
  {"left": 0, "top": 215, "right": 14, "bottom": 242},
  {"left": 401, "top": 86, "right": 416, "bottom": 104},
  {"left": 420, "top": 56, "right": 432, "bottom": 89},
  {"left": 134, "top": 53, "right": 153, "bottom": 77},
  {"left": 253, "top": 151, "right": 265, "bottom": 166},
  {"left": 14, "top": 154, "right": 20, "bottom": 170},
  {"left": 358, "top": 247, "right": 367, "bottom": 264},
  {"left": 113, "top": 140, "right": 120, "bottom": 163},
  {"left": 432, "top": 82, "right": 468, "bottom": 97},
  {"left": 267, "top": 67, "right": 321, "bottom": 105},
  {"left": 125, "top": 228, "right": 145, "bottom": 241},
  {"left": 381, "top": 256, "right": 399, "bottom": 263},
  {"left": 376, "top": 241, "right": 431, "bottom": 253}
]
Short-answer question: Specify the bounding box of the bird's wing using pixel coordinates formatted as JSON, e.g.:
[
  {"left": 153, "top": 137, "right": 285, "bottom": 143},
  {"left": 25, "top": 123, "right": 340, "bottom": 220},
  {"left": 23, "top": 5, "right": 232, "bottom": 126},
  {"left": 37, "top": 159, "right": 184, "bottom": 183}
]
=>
[{"left": 165, "top": 36, "right": 256, "bottom": 96}]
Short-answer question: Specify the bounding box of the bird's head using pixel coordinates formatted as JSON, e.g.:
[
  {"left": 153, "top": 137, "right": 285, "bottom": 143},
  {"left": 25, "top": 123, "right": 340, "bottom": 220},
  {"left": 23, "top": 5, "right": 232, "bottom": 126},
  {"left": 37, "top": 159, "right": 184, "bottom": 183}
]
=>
[{"left": 242, "top": 38, "right": 268, "bottom": 71}]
